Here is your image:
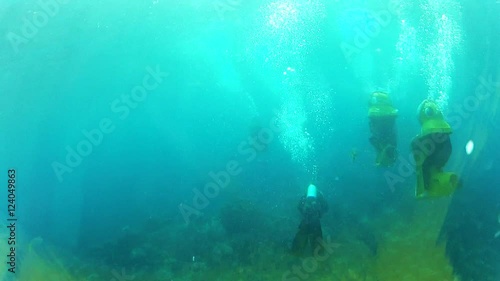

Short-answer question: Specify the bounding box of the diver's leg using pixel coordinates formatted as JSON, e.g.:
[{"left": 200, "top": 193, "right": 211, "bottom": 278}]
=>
[
  {"left": 310, "top": 222, "right": 324, "bottom": 256},
  {"left": 292, "top": 221, "right": 310, "bottom": 256}
]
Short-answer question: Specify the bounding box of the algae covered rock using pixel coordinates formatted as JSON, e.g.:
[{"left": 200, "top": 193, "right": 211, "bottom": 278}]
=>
[{"left": 219, "top": 199, "right": 266, "bottom": 235}]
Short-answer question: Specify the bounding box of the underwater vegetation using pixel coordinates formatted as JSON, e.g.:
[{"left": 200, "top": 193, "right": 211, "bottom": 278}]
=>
[
  {"left": 374, "top": 201, "right": 455, "bottom": 281},
  {"left": 219, "top": 199, "right": 267, "bottom": 236},
  {"left": 14, "top": 238, "right": 89, "bottom": 281},
  {"left": 13, "top": 195, "right": 466, "bottom": 281}
]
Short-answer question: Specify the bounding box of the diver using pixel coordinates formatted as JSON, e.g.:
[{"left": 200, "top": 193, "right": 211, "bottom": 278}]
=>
[
  {"left": 412, "top": 99, "right": 459, "bottom": 198},
  {"left": 368, "top": 91, "right": 399, "bottom": 167},
  {"left": 291, "top": 184, "right": 328, "bottom": 257}
]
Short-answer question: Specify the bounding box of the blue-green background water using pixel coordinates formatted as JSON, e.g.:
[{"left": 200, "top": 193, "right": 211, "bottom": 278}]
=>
[{"left": 0, "top": 0, "right": 499, "bottom": 280}]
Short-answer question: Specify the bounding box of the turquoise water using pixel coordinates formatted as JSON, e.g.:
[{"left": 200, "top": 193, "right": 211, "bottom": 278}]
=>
[{"left": 0, "top": 0, "right": 499, "bottom": 280}]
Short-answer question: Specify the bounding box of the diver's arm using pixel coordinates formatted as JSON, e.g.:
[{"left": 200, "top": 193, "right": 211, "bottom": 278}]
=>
[{"left": 297, "top": 196, "right": 306, "bottom": 215}]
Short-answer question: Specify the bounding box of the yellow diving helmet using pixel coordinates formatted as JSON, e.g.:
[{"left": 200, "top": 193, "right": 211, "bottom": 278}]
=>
[
  {"left": 368, "top": 91, "right": 398, "bottom": 117},
  {"left": 417, "top": 99, "right": 452, "bottom": 136}
]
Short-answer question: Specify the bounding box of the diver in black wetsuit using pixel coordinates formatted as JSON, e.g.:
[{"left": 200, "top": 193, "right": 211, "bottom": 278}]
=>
[{"left": 291, "top": 184, "right": 328, "bottom": 256}]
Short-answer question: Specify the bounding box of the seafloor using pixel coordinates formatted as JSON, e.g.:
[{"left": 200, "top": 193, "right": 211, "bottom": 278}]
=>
[{"left": 2, "top": 198, "right": 463, "bottom": 281}]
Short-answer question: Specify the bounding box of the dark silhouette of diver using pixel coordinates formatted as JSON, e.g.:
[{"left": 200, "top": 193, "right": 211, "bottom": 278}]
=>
[{"left": 291, "top": 184, "right": 328, "bottom": 256}]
